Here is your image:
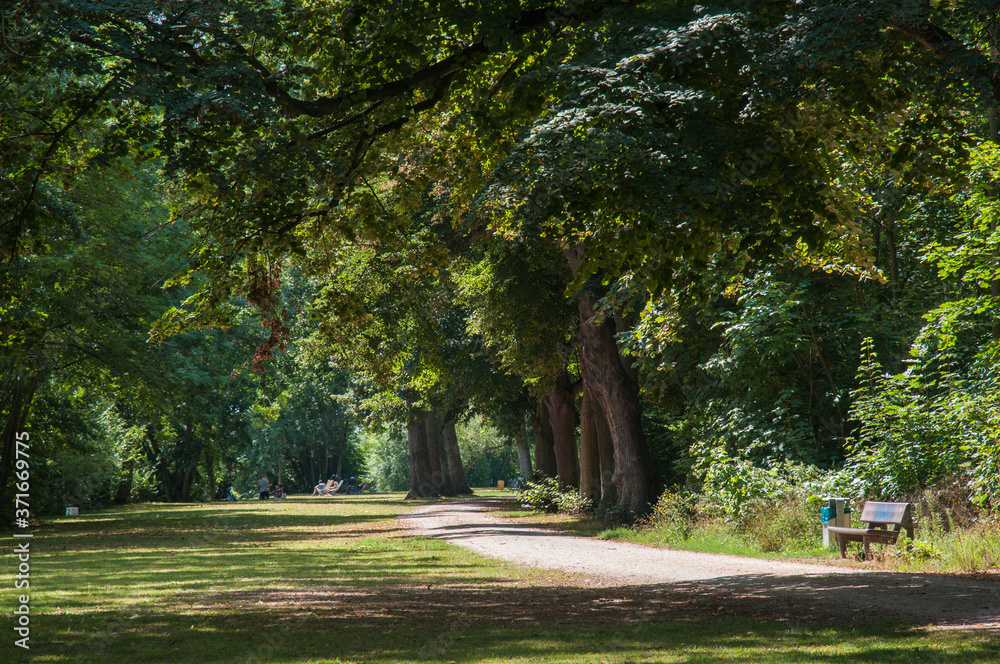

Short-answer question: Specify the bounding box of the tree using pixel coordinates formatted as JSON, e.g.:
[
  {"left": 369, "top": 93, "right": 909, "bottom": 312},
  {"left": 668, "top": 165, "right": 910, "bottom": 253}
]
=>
[{"left": 17, "top": 0, "right": 1000, "bottom": 519}]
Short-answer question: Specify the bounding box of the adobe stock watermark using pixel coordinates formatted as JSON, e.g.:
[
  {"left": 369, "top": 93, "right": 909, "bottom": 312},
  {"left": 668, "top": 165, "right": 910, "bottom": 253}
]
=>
[
  {"left": 418, "top": 612, "right": 472, "bottom": 659},
  {"left": 11, "top": 430, "right": 32, "bottom": 650}
]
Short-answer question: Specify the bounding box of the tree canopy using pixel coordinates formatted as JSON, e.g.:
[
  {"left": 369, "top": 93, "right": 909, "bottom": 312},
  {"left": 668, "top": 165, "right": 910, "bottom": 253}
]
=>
[{"left": 4, "top": 0, "right": 1000, "bottom": 518}]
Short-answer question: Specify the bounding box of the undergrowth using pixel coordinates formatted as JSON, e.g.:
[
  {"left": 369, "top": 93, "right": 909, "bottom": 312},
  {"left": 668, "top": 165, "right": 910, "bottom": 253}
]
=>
[
  {"left": 513, "top": 475, "right": 1000, "bottom": 572},
  {"left": 516, "top": 476, "right": 594, "bottom": 515}
]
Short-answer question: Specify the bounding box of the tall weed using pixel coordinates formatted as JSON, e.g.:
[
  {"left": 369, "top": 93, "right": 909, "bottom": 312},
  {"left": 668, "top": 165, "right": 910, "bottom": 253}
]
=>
[
  {"left": 936, "top": 517, "right": 1000, "bottom": 573},
  {"left": 735, "top": 498, "right": 819, "bottom": 553}
]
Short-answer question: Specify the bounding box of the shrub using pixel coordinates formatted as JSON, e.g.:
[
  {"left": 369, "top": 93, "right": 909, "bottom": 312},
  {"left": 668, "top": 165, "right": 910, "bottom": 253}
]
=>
[
  {"left": 555, "top": 489, "right": 594, "bottom": 514},
  {"left": 908, "top": 479, "right": 982, "bottom": 534},
  {"left": 846, "top": 337, "right": 1000, "bottom": 506},
  {"left": 517, "top": 477, "right": 561, "bottom": 512},
  {"left": 734, "top": 497, "right": 819, "bottom": 553},
  {"left": 517, "top": 477, "right": 594, "bottom": 515},
  {"left": 693, "top": 444, "right": 839, "bottom": 517},
  {"left": 882, "top": 533, "right": 941, "bottom": 564},
  {"left": 645, "top": 489, "right": 699, "bottom": 541}
]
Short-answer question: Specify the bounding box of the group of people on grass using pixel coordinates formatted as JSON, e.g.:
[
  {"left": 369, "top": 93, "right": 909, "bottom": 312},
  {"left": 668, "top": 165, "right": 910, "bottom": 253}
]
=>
[
  {"left": 259, "top": 475, "right": 286, "bottom": 500},
  {"left": 215, "top": 473, "right": 368, "bottom": 501},
  {"left": 311, "top": 475, "right": 369, "bottom": 496}
]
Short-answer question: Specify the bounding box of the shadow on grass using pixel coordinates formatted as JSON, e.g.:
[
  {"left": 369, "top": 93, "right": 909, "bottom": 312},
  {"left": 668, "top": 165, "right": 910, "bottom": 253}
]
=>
[
  {"left": 9, "top": 498, "right": 1000, "bottom": 664},
  {"left": 20, "top": 500, "right": 414, "bottom": 553},
  {"left": 21, "top": 583, "right": 1000, "bottom": 664}
]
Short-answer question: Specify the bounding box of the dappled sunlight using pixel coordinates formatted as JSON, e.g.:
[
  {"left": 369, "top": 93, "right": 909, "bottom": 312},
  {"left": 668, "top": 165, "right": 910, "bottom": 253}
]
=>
[{"left": 12, "top": 500, "right": 999, "bottom": 664}]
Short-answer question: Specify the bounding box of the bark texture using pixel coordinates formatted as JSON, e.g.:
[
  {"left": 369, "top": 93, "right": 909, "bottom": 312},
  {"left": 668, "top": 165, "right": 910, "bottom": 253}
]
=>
[
  {"left": 578, "top": 388, "right": 601, "bottom": 502},
  {"left": 594, "top": 392, "right": 617, "bottom": 507},
  {"left": 517, "top": 420, "right": 534, "bottom": 479},
  {"left": 532, "top": 399, "right": 557, "bottom": 479},
  {"left": 406, "top": 412, "right": 439, "bottom": 498},
  {"left": 581, "top": 342, "right": 618, "bottom": 507},
  {"left": 424, "top": 410, "right": 448, "bottom": 493},
  {"left": 543, "top": 370, "right": 578, "bottom": 489},
  {"left": 441, "top": 418, "right": 473, "bottom": 494},
  {"left": 577, "top": 301, "right": 654, "bottom": 515},
  {"left": 566, "top": 243, "right": 654, "bottom": 516},
  {"left": 0, "top": 369, "right": 39, "bottom": 509}
]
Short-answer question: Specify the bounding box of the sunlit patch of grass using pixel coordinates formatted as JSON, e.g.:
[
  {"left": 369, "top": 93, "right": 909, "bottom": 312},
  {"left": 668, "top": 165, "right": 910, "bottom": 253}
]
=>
[
  {"left": 597, "top": 522, "right": 840, "bottom": 562},
  {"left": 472, "top": 488, "right": 511, "bottom": 496}
]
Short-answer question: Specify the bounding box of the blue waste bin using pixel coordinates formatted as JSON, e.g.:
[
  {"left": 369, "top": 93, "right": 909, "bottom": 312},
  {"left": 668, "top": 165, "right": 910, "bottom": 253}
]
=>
[{"left": 821, "top": 497, "right": 850, "bottom": 547}]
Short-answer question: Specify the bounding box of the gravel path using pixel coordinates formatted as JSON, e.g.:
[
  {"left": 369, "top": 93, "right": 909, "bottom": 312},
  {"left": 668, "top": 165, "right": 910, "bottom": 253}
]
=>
[{"left": 398, "top": 498, "right": 1000, "bottom": 629}]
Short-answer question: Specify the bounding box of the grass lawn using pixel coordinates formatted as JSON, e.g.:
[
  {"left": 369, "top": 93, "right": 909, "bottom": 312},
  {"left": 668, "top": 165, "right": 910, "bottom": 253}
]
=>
[{"left": 3, "top": 493, "right": 998, "bottom": 663}]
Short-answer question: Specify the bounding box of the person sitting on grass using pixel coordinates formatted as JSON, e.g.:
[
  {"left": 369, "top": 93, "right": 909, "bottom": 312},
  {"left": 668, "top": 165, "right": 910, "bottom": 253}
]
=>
[
  {"left": 272, "top": 483, "right": 285, "bottom": 499},
  {"left": 312, "top": 477, "right": 345, "bottom": 496}
]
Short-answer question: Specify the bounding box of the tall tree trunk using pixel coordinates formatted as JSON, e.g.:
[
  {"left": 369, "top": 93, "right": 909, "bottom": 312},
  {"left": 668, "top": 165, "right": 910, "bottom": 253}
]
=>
[
  {"left": 423, "top": 410, "right": 446, "bottom": 490},
  {"left": 115, "top": 455, "right": 134, "bottom": 505},
  {"left": 578, "top": 388, "right": 601, "bottom": 502},
  {"left": 566, "top": 244, "right": 655, "bottom": 516},
  {"left": 543, "top": 371, "right": 578, "bottom": 489},
  {"left": 532, "top": 399, "right": 557, "bottom": 479},
  {"left": 145, "top": 426, "right": 172, "bottom": 502},
  {"left": 181, "top": 467, "right": 194, "bottom": 501},
  {"left": 426, "top": 411, "right": 457, "bottom": 495},
  {"left": 160, "top": 465, "right": 171, "bottom": 502},
  {"left": 201, "top": 447, "right": 215, "bottom": 502},
  {"left": 181, "top": 419, "right": 196, "bottom": 501},
  {"left": 440, "top": 417, "right": 472, "bottom": 494},
  {"left": 0, "top": 367, "right": 39, "bottom": 504},
  {"left": 405, "top": 410, "right": 439, "bottom": 498},
  {"left": 203, "top": 447, "right": 215, "bottom": 489},
  {"left": 580, "top": 353, "right": 617, "bottom": 507},
  {"left": 517, "top": 419, "right": 533, "bottom": 479},
  {"left": 595, "top": 392, "right": 617, "bottom": 508},
  {"left": 577, "top": 302, "right": 654, "bottom": 515}
]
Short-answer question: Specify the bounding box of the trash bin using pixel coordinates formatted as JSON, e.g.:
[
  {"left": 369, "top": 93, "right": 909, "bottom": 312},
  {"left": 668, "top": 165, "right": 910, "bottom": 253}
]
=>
[{"left": 820, "top": 497, "right": 850, "bottom": 548}]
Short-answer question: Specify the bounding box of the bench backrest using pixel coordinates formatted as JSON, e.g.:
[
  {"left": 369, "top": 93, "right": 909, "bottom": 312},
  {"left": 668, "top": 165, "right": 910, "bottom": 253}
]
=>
[{"left": 860, "top": 501, "right": 913, "bottom": 531}]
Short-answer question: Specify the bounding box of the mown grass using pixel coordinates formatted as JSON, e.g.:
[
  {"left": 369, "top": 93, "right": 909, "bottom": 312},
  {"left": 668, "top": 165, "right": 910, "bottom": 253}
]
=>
[{"left": 2, "top": 493, "right": 998, "bottom": 663}]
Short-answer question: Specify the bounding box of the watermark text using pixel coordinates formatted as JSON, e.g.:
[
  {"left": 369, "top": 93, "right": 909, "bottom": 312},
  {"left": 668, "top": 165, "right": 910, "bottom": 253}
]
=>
[{"left": 12, "top": 431, "right": 31, "bottom": 650}]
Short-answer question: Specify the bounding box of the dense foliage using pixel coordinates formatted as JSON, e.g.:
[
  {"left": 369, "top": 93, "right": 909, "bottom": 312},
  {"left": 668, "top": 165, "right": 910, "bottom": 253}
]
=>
[{"left": 3, "top": 1, "right": 1000, "bottom": 522}]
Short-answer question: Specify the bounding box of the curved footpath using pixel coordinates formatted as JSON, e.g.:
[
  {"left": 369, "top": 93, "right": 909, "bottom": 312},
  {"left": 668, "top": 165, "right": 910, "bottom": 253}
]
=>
[{"left": 398, "top": 498, "right": 1000, "bottom": 630}]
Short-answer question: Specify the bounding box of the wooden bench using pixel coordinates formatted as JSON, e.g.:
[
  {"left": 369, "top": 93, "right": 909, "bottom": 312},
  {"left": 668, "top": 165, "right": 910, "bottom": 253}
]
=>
[{"left": 827, "top": 501, "right": 914, "bottom": 560}]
